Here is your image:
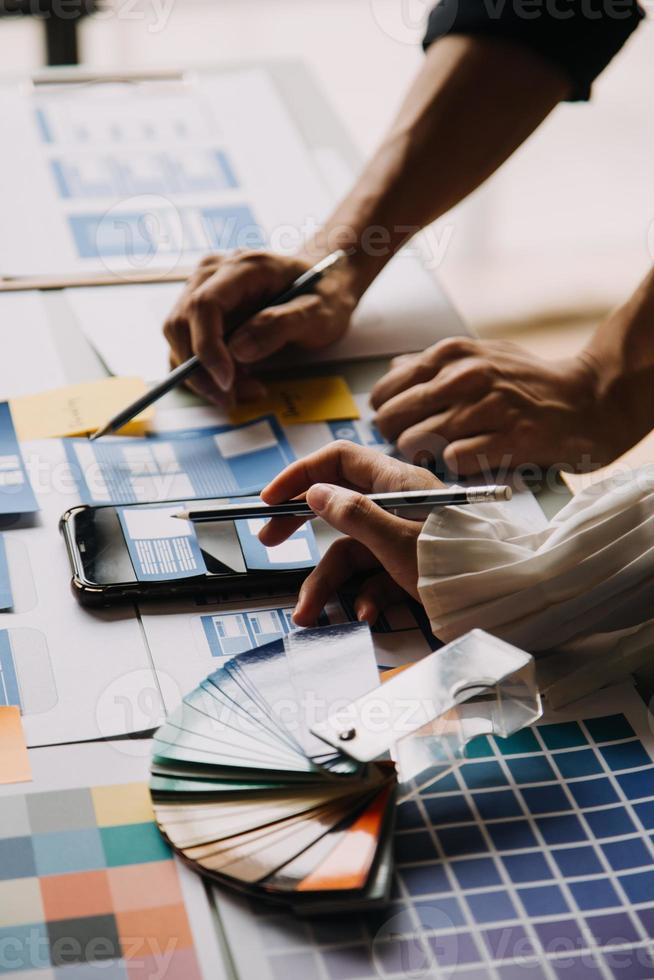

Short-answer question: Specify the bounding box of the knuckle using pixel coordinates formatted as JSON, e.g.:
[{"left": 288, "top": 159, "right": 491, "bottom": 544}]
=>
[
  {"left": 340, "top": 492, "right": 367, "bottom": 522},
  {"left": 162, "top": 318, "right": 178, "bottom": 343},
  {"left": 429, "top": 337, "right": 474, "bottom": 362},
  {"left": 198, "top": 253, "right": 220, "bottom": 269}
]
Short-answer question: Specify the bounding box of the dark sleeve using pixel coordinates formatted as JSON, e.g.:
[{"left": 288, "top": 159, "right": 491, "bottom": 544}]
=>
[{"left": 423, "top": 0, "right": 644, "bottom": 100}]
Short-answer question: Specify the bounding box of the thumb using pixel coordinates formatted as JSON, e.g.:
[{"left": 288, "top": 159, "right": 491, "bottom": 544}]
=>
[{"left": 306, "top": 483, "right": 418, "bottom": 590}]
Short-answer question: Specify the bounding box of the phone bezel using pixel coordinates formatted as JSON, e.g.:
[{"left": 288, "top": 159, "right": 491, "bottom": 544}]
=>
[{"left": 59, "top": 503, "right": 311, "bottom": 607}]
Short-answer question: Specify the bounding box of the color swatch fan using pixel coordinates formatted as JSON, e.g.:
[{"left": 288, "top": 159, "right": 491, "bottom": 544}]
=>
[{"left": 150, "top": 623, "right": 397, "bottom": 912}]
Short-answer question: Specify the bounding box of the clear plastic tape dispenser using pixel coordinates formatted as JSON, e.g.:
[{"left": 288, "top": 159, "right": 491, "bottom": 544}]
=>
[{"left": 311, "top": 629, "right": 542, "bottom": 798}]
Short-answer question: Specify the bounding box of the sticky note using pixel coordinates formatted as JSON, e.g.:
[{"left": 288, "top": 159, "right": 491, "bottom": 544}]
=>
[
  {"left": 0, "top": 706, "right": 31, "bottom": 784},
  {"left": 229, "top": 376, "right": 359, "bottom": 426},
  {"left": 9, "top": 377, "right": 154, "bottom": 440}
]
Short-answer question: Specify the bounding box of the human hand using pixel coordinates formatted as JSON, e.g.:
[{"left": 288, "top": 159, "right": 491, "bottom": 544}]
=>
[
  {"left": 259, "top": 442, "right": 442, "bottom": 627},
  {"left": 163, "top": 249, "right": 358, "bottom": 405},
  {"left": 371, "top": 338, "right": 603, "bottom": 476}
]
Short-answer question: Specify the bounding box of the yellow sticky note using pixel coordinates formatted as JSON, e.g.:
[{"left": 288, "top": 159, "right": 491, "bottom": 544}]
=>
[
  {"left": 9, "top": 377, "right": 154, "bottom": 440},
  {"left": 0, "top": 706, "right": 31, "bottom": 785},
  {"left": 229, "top": 376, "right": 359, "bottom": 426}
]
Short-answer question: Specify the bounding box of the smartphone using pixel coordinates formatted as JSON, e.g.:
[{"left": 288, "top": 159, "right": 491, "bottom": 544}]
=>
[{"left": 59, "top": 499, "right": 312, "bottom": 607}]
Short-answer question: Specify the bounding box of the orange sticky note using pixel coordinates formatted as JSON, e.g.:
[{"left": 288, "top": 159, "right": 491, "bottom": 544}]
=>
[{"left": 0, "top": 706, "right": 31, "bottom": 784}]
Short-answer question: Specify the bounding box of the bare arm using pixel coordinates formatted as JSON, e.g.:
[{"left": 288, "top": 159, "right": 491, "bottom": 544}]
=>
[{"left": 164, "top": 36, "right": 570, "bottom": 401}]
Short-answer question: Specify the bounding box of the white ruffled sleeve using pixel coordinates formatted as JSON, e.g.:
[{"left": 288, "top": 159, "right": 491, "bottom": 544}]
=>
[{"left": 417, "top": 469, "right": 654, "bottom": 652}]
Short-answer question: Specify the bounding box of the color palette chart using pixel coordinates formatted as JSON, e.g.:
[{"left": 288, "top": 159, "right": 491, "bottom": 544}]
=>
[
  {"left": 0, "top": 781, "right": 204, "bottom": 977},
  {"left": 214, "top": 686, "right": 654, "bottom": 980}
]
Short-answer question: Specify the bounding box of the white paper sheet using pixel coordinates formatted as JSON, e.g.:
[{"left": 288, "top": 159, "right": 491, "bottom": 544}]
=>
[
  {"left": 0, "top": 69, "right": 333, "bottom": 280},
  {"left": 3, "top": 438, "right": 164, "bottom": 747},
  {"left": 0, "top": 292, "right": 66, "bottom": 397},
  {"left": 65, "top": 251, "right": 463, "bottom": 380}
]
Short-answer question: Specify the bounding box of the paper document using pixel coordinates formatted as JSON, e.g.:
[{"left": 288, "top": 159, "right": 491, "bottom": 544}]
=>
[
  {"left": 0, "top": 437, "right": 164, "bottom": 747},
  {"left": 65, "top": 415, "right": 296, "bottom": 506},
  {"left": 214, "top": 681, "right": 654, "bottom": 980},
  {"left": 0, "top": 292, "right": 66, "bottom": 397},
  {"left": 0, "top": 69, "right": 332, "bottom": 280},
  {"left": 0, "top": 706, "right": 31, "bottom": 784},
  {"left": 10, "top": 376, "right": 154, "bottom": 439},
  {"left": 66, "top": 253, "right": 464, "bottom": 379},
  {"left": 139, "top": 592, "right": 438, "bottom": 711},
  {"left": 0, "top": 403, "right": 38, "bottom": 515}
]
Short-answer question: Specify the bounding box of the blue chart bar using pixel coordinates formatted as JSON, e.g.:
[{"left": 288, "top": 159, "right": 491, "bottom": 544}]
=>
[{"left": 0, "top": 630, "right": 20, "bottom": 708}]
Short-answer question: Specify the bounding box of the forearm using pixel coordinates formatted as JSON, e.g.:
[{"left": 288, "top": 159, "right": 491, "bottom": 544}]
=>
[
  {"left": 304, "top": 35, "right": 569, "bottom": 297},
  {"left": 581, "top": 268, "right": 654, "bottom": 452}
]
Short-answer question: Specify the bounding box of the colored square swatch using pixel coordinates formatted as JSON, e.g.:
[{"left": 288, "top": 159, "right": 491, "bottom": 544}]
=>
[
  {"left": 461, "top": 762, "right": 508, "bottom": 791},
  {"left": 502, "top": 851, "right": 553, "bottom": 884},
  {"left": 617, "top": 770, "right": 654, "bottom": 801},
  {"left": 107, "top": 861, "right": 182, "bottom": 912},
  {"left": 506, "top": 756, "right": 556, "bottom": 784},
  {"left": 473, "top": 790, "right": 522, "bottom": 821},
  {"left": 40, "top": 870, "right": 113, "bottom": 921},
  {"left": 437, "top": 825, "right": 488, "bottom": 857},
  {"left": 27, "top": 788, "right": 95, "bottom": 835},
  {"left": 599, "top": 742, "right": 652, "bottom": 771},
  {"left": 451, "top": 857, "right": 502, "bottom": 889},
  {"left": 116, "top": 904, "right": 194, "bottom": 959},
  {"left": 554, "top": 749, "right": 602, "bottom": 779},
  {"left": 518, "top": 885, "right": 569, "bottom": 917},
  {"left": 551, "top": 845, "right": 604, "bottom": 877},
  {"left": 0, "top": 876, "right": 43, "bottom": 927},
  {"left": 536, "top": 814, "right": 586, "bottom": 845},
  {"left": 585, "top": 715, "right": 635, "bottom": 742},
  {"left": 92, "top": 783, "right": 154, "bottom": 828},
  {"left": 601, "top": 837, "right": 652, "bottom": 872},
  {"left": 569, "top": 777, "right": 619, "bottom": 809},
  {"left": 585, "top": 807, "right": 636, "bottom": 839},
  {"left": 466, "top": 890, "right": 516, "bottom": 925},
  {"left": 100, "top": 822, "right": 171, "bottom": 867},
  {"left": 521, "top": 785, "right": 571, "bottom": 815},
  {"left": 33, "top": 828, "right": 106, "bottom": 876},
  {"left": 539, "top": 722, "right": 587, "bottom": 750},
  {"left": 0, "top": 835, "right": 35, "bottom": 880},
  {"left": 47, "top": 913, "right": 121, "bottom": 966},
  {"left": 569, "top": 878, "right": 620, "bottom": 911},
  {"left": 495, "top": 729, "right": 541, "bottom": 755},
  {"left": 488, "top": 820, "right": 537, "bottom": 851}
]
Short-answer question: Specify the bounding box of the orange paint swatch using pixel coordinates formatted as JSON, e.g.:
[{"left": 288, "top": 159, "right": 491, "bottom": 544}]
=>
[
  {"left": 297, "top": 784, "right": 394, "bottom": 892},
  {"left": 0, "top": 706, "right": 31, "bottom": 784}
]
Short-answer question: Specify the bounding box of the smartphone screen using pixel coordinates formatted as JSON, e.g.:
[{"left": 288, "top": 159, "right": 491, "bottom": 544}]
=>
[{"left": 70, "top": 500, "right": 248, "bottom": 588}]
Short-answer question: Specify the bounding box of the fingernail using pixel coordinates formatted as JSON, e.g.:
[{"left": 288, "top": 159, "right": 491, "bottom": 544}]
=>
[
  {"left": 230, "top": 331, "right": 259, "bottom": 362},
  {"left": 307, "top": 484, "right": 334, "bottom": 513},
  {"left": 212, "top": 362, "right": 234, "bottom": 392}
]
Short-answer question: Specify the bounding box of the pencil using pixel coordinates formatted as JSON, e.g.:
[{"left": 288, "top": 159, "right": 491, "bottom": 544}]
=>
[
  {"left": 89, "top": 249, "right": 348, "bottom": 440},
  {"left": 173, "top": 486, "right": 512, "bottom": 523}
]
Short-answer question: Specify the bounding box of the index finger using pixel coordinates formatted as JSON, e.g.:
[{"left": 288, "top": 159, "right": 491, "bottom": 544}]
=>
[
  {"left": 370, "top": 336, "right": 477, "bottom": 409},
  {"left": 260, "top": 441, "right": 427, "bottom": 505}
]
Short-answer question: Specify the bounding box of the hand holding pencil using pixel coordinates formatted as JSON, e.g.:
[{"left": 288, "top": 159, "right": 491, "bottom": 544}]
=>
[{"left": 255, "top": 441, "right": 503, "bottom": 628}]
